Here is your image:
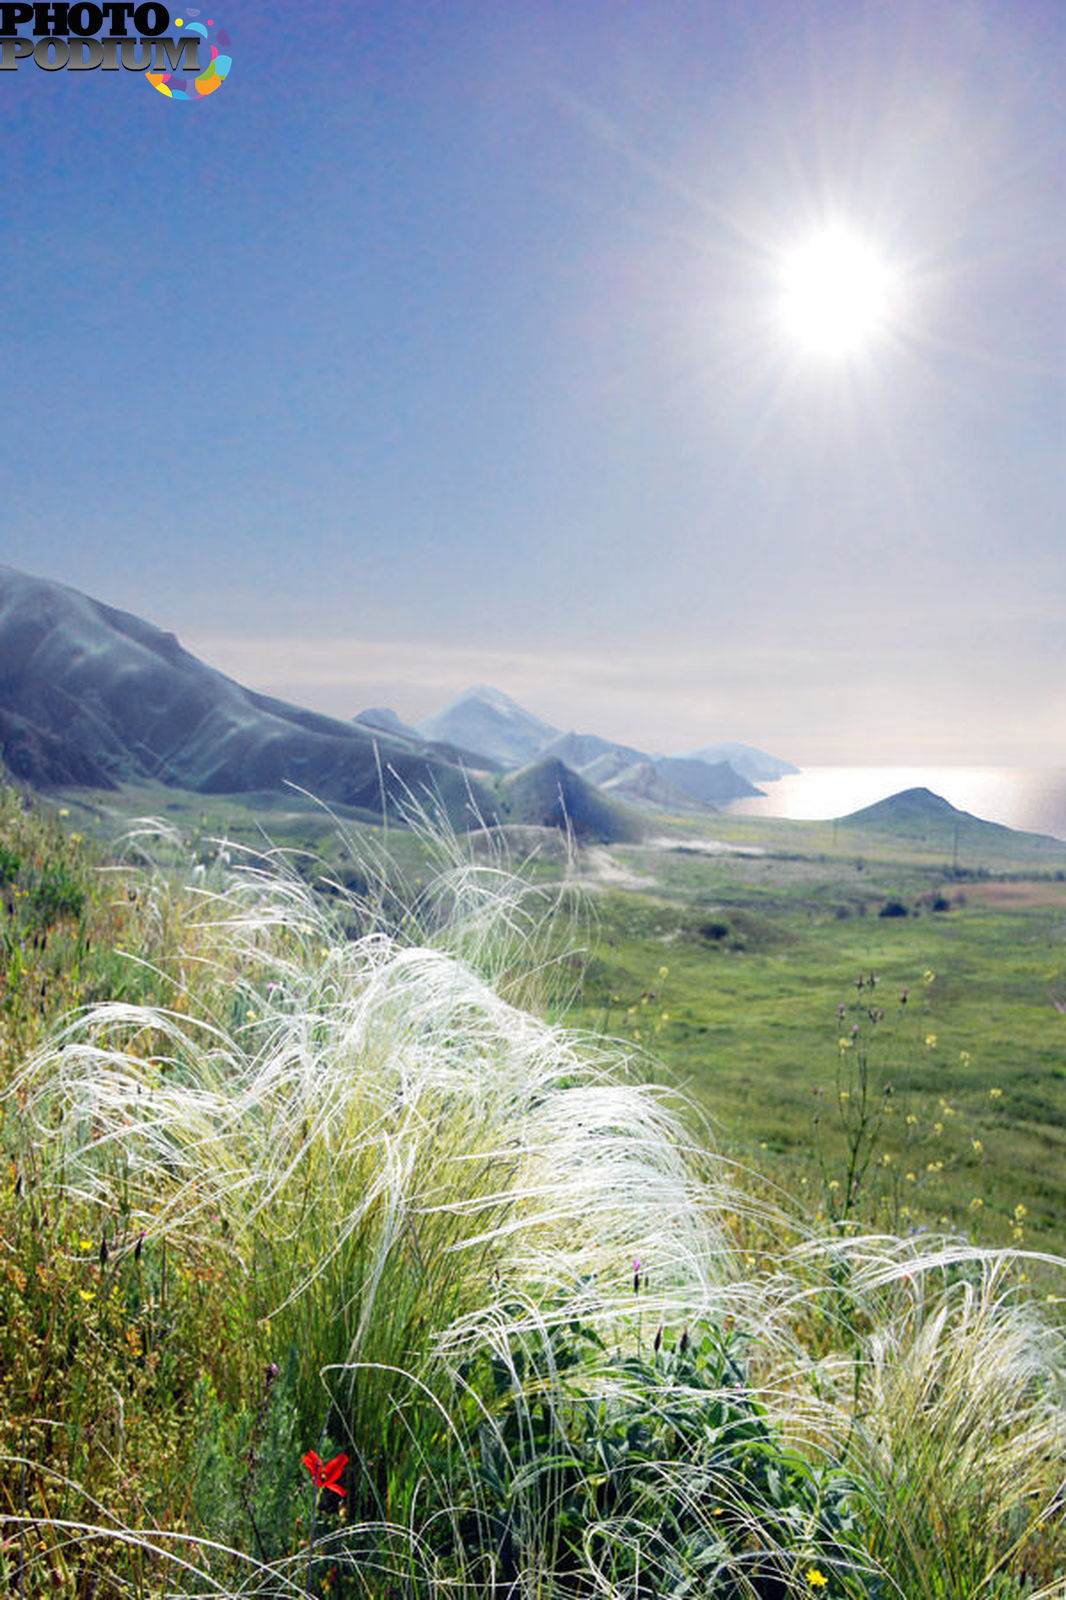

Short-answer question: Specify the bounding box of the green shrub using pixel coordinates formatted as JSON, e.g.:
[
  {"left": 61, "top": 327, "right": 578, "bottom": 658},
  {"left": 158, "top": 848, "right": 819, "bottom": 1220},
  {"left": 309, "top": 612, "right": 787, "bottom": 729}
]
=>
[{"left": 444, "top": 1310, "right": 877, "bottom": 1597}]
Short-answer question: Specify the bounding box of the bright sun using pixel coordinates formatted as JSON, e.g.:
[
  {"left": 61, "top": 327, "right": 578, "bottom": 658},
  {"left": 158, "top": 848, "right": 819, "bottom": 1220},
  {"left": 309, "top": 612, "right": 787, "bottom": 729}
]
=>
[{"left": 777, "top": 227, "right": 896, "bottom": 360}]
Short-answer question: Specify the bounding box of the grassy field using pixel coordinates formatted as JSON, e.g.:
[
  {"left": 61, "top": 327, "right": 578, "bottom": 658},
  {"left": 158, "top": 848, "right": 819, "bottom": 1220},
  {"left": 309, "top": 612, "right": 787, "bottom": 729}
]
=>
[
  {"left": 2, "top": 782, "right": 1064, "bottom": 1596},
  {"left": 42, "top": 779, "right": 1066, "bottom": 1255},
  {"left": 562, "top": 824, "right": 1066, "bottom": 1259}
]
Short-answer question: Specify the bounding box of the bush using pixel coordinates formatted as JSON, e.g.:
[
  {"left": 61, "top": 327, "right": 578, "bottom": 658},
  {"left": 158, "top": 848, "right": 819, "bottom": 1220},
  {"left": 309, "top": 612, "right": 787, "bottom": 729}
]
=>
[{"left": 448, "top": 1311, "right": 875, "bottom": 1597}]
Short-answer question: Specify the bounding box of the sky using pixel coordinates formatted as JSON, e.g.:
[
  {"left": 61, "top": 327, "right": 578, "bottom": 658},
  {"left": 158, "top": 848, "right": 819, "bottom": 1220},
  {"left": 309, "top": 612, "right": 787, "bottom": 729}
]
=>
[{"left": 2, "top": 0, "right": 1063, "bottom": 764}]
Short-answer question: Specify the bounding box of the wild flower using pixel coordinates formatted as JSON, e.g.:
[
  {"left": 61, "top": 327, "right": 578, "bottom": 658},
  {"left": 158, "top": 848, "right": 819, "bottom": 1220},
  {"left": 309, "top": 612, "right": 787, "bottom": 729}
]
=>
[{"left": 301, "top": 1451, "right": 348, "bottom": 1498}]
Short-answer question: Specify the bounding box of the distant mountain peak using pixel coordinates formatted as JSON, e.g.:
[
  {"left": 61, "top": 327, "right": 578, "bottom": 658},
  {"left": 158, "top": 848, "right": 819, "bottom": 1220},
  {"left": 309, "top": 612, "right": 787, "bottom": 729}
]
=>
[
  {"left": 416, "top": 685, "right": 559, "bottom": 767},
  {"left": 468, "top": 683, "right": 522, "bottom": 708},
  {"left": 683, "top": 741, "right": 798, "bottom": 783}
]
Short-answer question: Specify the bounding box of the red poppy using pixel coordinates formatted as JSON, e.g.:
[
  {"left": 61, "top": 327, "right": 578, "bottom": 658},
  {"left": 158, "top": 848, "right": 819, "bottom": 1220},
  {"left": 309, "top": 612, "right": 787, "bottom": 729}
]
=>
[{"left": 301, "top": 1450, "right": 349, "bottom": 1498}]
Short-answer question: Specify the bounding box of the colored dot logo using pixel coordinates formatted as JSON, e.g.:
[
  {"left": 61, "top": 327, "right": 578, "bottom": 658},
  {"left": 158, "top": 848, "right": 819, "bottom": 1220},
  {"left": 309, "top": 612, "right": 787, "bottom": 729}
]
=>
[{"left": 147, "top": 9, "right": 231, "bottom": 100}]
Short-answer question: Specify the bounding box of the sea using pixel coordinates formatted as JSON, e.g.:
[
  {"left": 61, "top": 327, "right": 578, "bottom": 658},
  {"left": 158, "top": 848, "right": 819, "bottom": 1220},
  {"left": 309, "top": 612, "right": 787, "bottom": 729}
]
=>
[{"left": 724, "top": 767, "right": 1066, "bottom": 844}]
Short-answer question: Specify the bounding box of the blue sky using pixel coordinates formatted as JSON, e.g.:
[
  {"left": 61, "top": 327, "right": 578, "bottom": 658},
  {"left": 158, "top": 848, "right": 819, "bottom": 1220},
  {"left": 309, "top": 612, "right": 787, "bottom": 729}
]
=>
[{"left": 2, "top": 0, "right": 1062, "bottom": 762}]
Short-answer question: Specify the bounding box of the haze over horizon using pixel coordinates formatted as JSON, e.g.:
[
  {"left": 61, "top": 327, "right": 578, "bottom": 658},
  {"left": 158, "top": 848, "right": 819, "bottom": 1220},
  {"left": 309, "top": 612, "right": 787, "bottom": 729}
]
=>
[{"left": 2, "top": 1, "right": 1062, "bottom": 766}]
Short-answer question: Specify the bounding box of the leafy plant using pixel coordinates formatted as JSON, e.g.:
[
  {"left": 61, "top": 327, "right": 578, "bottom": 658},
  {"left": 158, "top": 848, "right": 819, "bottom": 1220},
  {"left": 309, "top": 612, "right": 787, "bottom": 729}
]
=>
[{"left": 446, "top": 1309, "right": 878, "bottom": 1598}]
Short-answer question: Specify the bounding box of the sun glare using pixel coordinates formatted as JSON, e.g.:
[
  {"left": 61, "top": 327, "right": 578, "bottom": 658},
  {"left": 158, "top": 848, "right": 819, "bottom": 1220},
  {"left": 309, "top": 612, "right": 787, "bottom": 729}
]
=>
[{"left": 778, "top": 227, "right": 896, "bottom": 360}]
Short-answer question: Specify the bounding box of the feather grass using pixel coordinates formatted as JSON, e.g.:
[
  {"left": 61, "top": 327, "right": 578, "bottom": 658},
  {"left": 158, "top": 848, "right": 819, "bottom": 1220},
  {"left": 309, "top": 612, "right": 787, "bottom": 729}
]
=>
[{"left": 5, "top": 827, "right": 1064, "bottom": 1596}]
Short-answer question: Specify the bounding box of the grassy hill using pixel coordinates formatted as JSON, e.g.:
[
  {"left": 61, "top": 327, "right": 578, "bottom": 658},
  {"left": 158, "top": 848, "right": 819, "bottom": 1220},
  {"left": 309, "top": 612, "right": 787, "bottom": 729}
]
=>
[
  {"left": 841, "top": 785, "right": 1065, "bottom": 851},
  {"left": 0, "top": 566, "right": 494, "bottom": 828},
  {"left": 497, "top": 755, "right": 646, "bottom": 842}
]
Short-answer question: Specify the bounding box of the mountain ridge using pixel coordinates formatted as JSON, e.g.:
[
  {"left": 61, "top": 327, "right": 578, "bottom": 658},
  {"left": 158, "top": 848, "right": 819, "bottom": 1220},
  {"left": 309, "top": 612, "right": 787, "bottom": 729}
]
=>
[
  {"left": 417, "top": 686, "right": 773, "bottom": 810},
  {"left": 0, "top": 569, "right": 794, "bottom": 836},
  {"left": 0, "top": 567, "right": 494, "bottom": 826}
]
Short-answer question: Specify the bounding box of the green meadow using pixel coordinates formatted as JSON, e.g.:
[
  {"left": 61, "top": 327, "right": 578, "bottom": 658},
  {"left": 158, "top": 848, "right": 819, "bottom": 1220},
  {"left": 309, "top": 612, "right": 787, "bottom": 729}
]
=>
[
  {"left": 2, "top": 783, "right": 1064, "bottom": 1596},
  {"left": 563, "top": 828, "right": 1066, "bottom": 1260}
]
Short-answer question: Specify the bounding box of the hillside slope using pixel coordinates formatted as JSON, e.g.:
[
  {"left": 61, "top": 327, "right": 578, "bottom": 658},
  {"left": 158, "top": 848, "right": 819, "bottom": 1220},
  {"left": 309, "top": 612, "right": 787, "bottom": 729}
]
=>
[
  {"left": 497, "top": 756, "right": 645, "bottom": 842},
  {"left": 840, "top": 786, "right": 1066, "bottom": 860},
  {"left": 0, "top": 567, "right": 493, "bottom": 825}
]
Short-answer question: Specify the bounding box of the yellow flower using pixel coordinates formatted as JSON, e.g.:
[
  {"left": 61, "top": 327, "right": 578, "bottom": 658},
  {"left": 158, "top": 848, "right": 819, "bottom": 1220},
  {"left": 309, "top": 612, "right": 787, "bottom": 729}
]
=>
[
  {"left": 959, "top": 1050, "right": 971, "bottom": 1066},
  {"left": 806, "top": 1571, "right": 829, "bottom": 1591},
  {"left": 906, "top": 1113, "right": 918, "bottom": 1126},
  {"left": 906, "top": 1172, "right": 916, "bottom": 1182},
  {"left": 923, "top": 969, "right": 936, "bottom": 984},
  {"left": 658, "top": 965, "right": 669, "bottom": 979},
  {"left": 925, "top": 1034, "right": 938, "bottom": 1049},
  {"left": 989, "top": 1087, "right": 1002, "bottom": 1099},
  {"left": 972, "top": 1139, "right": 983, "bottom": 1154},
  {"left": 78, "top": 1288, "right": 95, "bottom": 1303},
  {"left": 79, "top": 1238, "right": 94, "bottom": 1253},
  {"left": 970, "top": 1196, "right": 983, "bottom": 1209}
]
